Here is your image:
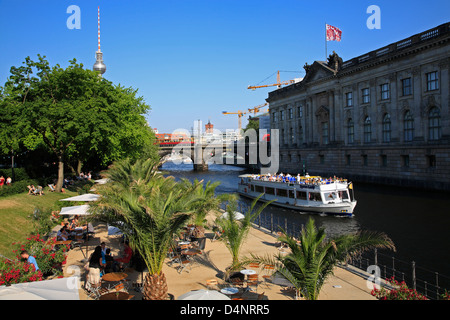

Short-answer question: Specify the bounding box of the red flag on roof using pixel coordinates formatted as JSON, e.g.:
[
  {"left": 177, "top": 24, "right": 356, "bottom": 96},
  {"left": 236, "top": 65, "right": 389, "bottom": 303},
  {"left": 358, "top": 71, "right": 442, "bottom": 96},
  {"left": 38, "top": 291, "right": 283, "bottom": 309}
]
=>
[{"left": 326, "top": 24, "right": 342, "bottom": 41}]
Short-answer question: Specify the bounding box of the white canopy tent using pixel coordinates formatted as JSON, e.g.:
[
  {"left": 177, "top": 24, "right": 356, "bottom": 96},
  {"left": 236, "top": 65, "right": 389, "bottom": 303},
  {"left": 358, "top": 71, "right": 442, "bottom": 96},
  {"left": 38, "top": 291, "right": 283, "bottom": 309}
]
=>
[
  {"left": 59, "top": 205, "right": 90, "bottom": 216},
  {"left": 0, "top": 276, "right": 80, "bottom": 300},
  {"left": 60, "top": 194, "right": 101, "bottom": 202}
]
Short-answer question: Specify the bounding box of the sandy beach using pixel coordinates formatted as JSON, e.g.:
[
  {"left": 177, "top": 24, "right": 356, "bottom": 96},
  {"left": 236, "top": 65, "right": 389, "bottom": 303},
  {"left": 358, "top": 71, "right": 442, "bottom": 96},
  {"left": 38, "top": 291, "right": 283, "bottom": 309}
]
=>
[{"left": 62, "top": 212, "right": 377, "bottom": 301}]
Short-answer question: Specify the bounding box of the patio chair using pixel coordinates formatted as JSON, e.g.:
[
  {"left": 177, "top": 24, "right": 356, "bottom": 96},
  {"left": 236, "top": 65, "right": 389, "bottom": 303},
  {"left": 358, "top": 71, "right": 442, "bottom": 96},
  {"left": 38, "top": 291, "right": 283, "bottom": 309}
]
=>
[
  {"left": 86, "top": 281, "right": 108, "bottom": 300},
  {"left": 192, "top": 237, "right": 206, "bottom": 253},
  {"left": 211, "top": 230, "right": 223, "bottom": 242},
  {"left": 177, "top": 258, "right": 192, "bottom": 274},
  {"left": 247, "top": 274, "right": 259, "bottom": 292},
  {"left": 71, "top": 228, "right": 85, "bottom": 257},
  {"left": 262, "top": 264, "right": 275, "bottom": 288},
  {"left": 206, "top": 279, "right": 219, "bottom": 290},
  {"left": 275, "top": 232, "right": 288, "bottom": 250},
  {"left": 230, "top": 276, "right": 245, "bottom": 289},
  {"left": 86, "top": 223, "right": 95, "bottom": 240}
]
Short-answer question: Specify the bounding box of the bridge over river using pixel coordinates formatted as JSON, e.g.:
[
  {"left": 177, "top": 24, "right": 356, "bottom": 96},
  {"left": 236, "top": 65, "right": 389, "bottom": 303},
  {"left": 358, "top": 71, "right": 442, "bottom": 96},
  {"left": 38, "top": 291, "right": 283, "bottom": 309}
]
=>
[{"left": 157, "top": 142, "right": 272, "bottom": 172}]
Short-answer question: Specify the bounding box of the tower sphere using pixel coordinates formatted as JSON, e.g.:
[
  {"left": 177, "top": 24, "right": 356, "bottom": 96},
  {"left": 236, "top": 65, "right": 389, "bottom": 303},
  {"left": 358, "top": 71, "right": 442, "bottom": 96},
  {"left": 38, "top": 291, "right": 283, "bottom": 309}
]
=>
[{"left": 93, "top": 51, "right": 106, "bottom": 74}]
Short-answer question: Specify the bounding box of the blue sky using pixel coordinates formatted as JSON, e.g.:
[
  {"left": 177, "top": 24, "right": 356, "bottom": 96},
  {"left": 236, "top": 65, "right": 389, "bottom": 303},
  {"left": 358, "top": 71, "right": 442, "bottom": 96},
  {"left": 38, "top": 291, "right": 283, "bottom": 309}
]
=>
[{"left": 1, "top": 0, "right": 449, "bottom": 133}]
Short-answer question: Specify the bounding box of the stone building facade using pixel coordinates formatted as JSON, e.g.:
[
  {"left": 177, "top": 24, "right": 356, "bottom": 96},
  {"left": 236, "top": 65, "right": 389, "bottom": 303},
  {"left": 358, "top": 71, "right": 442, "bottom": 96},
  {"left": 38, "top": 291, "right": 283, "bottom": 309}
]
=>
[{"left": 267, "top": 22, "right": 450, "bottom": 190}]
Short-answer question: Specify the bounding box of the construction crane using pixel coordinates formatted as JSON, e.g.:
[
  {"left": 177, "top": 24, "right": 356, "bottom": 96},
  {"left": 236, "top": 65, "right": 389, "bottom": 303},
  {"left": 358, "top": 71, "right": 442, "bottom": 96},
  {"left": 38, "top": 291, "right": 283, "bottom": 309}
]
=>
[
  {"left": 248, "top": 103, "right": 269, "bottom": 116},
  {"left": 222, "top": 110, "right": 247, "bottom": 131},
  {"left": 247, "top": 70, "right": 298, "bottom": 90}
]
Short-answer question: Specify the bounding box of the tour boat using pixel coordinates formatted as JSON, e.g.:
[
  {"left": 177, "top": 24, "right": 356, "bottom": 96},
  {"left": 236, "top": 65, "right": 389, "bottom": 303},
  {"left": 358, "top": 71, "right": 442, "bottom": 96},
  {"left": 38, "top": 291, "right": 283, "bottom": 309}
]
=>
[{"left": 237, "top": 174, "right": 357, "bottom": 217}]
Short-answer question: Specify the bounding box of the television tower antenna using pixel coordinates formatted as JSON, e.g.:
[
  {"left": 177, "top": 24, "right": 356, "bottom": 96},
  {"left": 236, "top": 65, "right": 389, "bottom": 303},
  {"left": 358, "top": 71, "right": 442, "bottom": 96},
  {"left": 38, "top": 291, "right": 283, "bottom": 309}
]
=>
[{"left": 93, "top": 6, "right": 106, "bottom": 76}]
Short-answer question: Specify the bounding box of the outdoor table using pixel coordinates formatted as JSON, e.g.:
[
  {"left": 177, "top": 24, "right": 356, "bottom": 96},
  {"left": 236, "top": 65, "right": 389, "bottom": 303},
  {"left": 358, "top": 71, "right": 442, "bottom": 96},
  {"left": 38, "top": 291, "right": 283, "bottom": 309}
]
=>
[
  {"left": 181, "top": 249, "right": 201, "bottom": 260},
  {"left": 220, "top": 287, "right": 239, "bottom": 296},
  {"left": 99, "top": 292, "right": 132, "bottom": 300},
  {"left": 240, "top": 269, "right": 256, "bottom": 291},
  {"left": 102, "top": 272, "right": 128, "bottom": 290},
  {"left": 240, "top": 269, "right": 256, "bottom": 276},
  {"left": 54, "top": 240, "right": 72, "bottom": 246},
  {"left": 102, "top": 272, "right": 128, "bottom": 282}
]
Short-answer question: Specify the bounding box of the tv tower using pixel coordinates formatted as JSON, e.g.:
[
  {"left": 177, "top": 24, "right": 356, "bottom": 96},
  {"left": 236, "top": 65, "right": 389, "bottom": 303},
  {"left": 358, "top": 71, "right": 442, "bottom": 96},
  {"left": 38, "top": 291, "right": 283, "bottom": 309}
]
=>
[{"left": 93, "top": 6, "right": 106, "bottom": 76}]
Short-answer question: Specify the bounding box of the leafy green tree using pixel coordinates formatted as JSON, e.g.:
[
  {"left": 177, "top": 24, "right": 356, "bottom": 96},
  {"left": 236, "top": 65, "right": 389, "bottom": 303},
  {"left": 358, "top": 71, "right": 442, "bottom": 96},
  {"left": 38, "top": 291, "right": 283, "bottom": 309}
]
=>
[
  {"left": 245, "top": 218, "right": 396, "bottom": 300},
  {"left": 0, "top": 55, "right": 155, "bottom": 191}
]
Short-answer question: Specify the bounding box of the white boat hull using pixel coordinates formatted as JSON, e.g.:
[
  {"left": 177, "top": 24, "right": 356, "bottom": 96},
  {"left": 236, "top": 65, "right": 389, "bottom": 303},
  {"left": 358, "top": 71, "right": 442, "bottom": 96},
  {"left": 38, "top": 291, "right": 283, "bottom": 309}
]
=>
[{"left": 238, "top": 174, "right": 357, "bottom": 217}]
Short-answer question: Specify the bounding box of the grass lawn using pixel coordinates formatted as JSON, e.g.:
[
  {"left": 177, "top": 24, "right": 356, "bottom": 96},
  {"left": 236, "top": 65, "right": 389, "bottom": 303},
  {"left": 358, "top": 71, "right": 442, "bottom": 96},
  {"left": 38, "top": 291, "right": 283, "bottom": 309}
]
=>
[{"left": 0, "top": 189, "right": 78, "bottom": 258}]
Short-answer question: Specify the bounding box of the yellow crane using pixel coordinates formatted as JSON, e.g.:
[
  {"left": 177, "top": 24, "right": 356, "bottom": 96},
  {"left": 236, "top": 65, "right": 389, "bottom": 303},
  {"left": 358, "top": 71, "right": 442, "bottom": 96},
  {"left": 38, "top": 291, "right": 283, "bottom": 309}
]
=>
[
  {"left": 222, "top": 110, "right": 247, "bottom": 131},
  {"left": 248, "top": 103, "right": 269, "bottom": 116},
  {"left": 247, "top": 70, "right": 297, "bottom": 90}
]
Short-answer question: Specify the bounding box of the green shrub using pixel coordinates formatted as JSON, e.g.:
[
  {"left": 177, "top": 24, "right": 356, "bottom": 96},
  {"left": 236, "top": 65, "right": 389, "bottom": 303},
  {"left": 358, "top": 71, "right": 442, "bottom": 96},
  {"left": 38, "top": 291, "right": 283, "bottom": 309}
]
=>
[
  {"left": 0, "top": 167, "right": 30, "bottom": 182},
  {"left": 0, "top": 179, "right": 39, "bottom": 197}
]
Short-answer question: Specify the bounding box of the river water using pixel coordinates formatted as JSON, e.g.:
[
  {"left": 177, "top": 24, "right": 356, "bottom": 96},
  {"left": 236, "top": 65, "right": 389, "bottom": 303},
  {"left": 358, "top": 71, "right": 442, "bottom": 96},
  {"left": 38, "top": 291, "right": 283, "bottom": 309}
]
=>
[{"left": 161, "top": 161, "right": 450, "bottom": 292}]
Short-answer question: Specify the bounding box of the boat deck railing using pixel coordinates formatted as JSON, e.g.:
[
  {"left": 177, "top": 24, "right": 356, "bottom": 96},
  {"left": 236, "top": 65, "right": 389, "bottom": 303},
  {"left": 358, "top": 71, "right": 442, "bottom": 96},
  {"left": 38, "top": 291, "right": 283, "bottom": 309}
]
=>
[{"left": 245, "top": 175, "right": 349, "bottom": 188}]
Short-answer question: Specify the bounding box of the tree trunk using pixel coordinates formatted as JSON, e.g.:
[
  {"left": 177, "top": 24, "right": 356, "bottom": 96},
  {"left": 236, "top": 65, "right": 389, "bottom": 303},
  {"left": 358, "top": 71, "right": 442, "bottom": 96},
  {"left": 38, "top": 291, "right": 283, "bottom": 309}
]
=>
[
  {"left": 142, "top": 272, "right": 169, "bottom": 300},
  {"left": 55, "top": 155, "right": 64, "bottom": 192},
  {"left": 76, "top": 159, "right": 82, "bottom": 176}
]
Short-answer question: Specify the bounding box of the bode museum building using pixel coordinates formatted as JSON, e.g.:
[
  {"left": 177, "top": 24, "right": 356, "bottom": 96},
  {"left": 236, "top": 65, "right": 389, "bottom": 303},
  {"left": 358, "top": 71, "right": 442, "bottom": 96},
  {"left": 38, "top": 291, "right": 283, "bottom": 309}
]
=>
[{"left": 267, "top": 22, "right": 450, "bottom": 191}]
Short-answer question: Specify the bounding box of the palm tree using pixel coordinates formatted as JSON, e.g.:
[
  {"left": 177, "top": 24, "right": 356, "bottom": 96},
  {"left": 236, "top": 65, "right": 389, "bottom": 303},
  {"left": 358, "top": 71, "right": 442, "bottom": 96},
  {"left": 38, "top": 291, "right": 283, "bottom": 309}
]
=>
[
  {"left": 179, "top": 178, "right": 236, "bottom": 227},
  {"left": 245, "top": 217, "right": 396, "bottom": 300},
  {"left": 89, "top": 158, "right": 200, "bottom": 300},
  {"left": 216, "top": 195, "right": 273, "bottom": 276}
]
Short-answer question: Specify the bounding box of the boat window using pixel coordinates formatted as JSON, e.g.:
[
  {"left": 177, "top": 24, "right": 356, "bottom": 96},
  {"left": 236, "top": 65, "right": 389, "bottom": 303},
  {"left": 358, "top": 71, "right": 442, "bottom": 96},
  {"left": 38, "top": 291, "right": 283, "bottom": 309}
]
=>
[
  {"left": 276, "top": 189, "right": 288, "bottom": 197},
  {"left": 296, "top": 191, "right": 307, "bottom": 200},
  {"left": 309, "top": 193, "right": 322, "bottom": 202},
  {"left": 324, "top": 192, "right": 339, "bottom": 202},
  {"left": 288, "top": 190, "right": 295, "bottom": 198},
  {"left": 324, "top": 192, "right": 336, "bottom": 199},
  {"left": 339, "top": 191, "right": 350, "bottom": 201},
  {"left": 250, "top": 184, "right": 254, "bottom": 192},
  {"left": 265, "top": 187, "right": 275, "bottom": 195},
  {"left": 255, "top": 185, "right": 264, "bottom": 193}
]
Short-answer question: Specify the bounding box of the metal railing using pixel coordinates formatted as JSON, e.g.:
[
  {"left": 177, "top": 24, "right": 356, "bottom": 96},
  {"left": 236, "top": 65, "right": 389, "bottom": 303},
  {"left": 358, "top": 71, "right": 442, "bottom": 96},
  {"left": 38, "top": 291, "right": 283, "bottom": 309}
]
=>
[{"left": 251, "top": 210, "right": 450, "bottom": 300}]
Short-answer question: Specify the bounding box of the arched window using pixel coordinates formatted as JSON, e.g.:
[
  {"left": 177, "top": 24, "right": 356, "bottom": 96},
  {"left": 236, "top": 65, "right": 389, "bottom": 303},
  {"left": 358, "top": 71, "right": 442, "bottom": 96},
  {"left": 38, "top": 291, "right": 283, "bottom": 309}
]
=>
[
  {"left": 428, "top": 107, "right": 441, "bottom": 141},
  {"left": 382, "top": 114, "right": 391, "bottom": 143},
  {"left": 347, "top": 119, "right": 354, "bottom": 144},
  {"left": 404, "top": 111, "right": 414, "bottom": 142},
  {"left": 364, "top": 116, "right": 372, "bottom": 143}
]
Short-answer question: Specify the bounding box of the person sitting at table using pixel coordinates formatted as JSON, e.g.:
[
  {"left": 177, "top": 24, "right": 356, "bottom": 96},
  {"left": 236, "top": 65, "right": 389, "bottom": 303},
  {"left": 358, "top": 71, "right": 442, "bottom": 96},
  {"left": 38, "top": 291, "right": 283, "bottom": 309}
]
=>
[
  {"left": 113, "top": 241, "right": 133, "bottom": 272},
  {"left": 70, "top": 215, "right": 86, "bottom": 230},
  {"left": 102, "top": 248, "right": 114, "bottom": 274},
  {"left": 57, "top": 226, "right": 70, "bottom": 241}
]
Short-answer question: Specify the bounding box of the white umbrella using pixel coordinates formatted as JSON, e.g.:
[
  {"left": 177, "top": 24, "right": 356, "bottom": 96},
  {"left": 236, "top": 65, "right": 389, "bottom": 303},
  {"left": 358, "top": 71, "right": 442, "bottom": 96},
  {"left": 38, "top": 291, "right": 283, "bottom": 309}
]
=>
[
  {"left": 107, "top": 223, "right": 123, "bottom": 236},
  {"left": 220, "top": 211, "right": 245, "bottom": 221},
  {"left": 178, "top": 289, "right": 230, "bottom": 300},
  {"left": 93, "top": 178, "right": 108, "bottom": 184},
  {"left": 0, "top": 276, "right": 80, "bottom": 300},
  {"left": 59, "top": 205, "right": 90, "bottom": 216},
  {"left": 60, "top": 194, "right": 101, "bottom": 202}
]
